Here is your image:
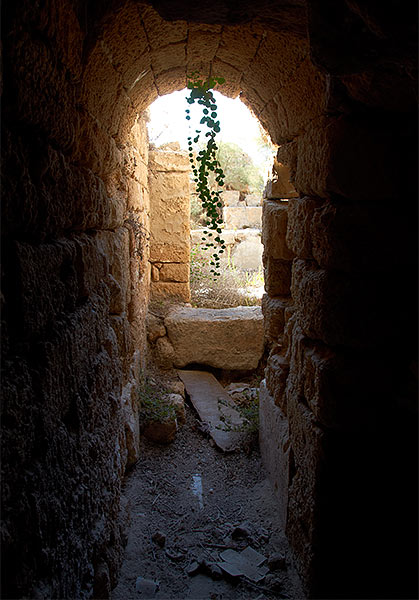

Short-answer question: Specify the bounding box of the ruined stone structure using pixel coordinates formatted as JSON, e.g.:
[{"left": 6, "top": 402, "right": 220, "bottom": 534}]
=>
[
  {"left": 1, "top": 1, "right": 417, "bottom": 599},
  {"left": 148, "top": 146, "right": 191, "bottom": 302}
]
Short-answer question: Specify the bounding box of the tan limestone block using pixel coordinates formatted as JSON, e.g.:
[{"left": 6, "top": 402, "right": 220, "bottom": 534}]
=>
[
  {"left": 165, "top": 305, "right": 264, "bottom": 370},
  {"left": 262, "top": 294, "right": 292, "bottom": 343},
  {"left": 148, "top": 150, "right": 190, "bottom": 172},
  {"left": 263, "top": 255, "right": 292, "bottom": 297},
  {"left": 151, "top": 281, "right": 191, "bottom": 303},
  {"left": 286, "top": 196, "right": 323, "bottom": 259},
  {"left": 159, "top": 263, "right": 190, "bottom": 283},
  {"left": 262, "top": 200, "right": 294, "bottom": 260},
  {"left": 149, "top": 243, "right": 190, "bottom": 264}
]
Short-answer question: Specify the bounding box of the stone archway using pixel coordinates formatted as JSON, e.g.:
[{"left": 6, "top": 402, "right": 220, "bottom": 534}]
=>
[{"left": 1, "top": 1, "right": 417, "bottom": 598}]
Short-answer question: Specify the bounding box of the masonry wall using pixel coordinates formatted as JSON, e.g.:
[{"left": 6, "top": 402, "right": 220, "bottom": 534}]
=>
[
  {"left": 261, "top": 87, "right": 418, "bottom": 600},
  {"left": 148, "top": 147, "right": 191, "bottom": 302},
  {"left": 1, "top": 4, "right": 151, "bottom": 597}
]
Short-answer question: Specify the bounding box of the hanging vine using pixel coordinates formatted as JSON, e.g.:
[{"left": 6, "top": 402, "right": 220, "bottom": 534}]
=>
[{"left": 185, "top": 72, "right": 226, "bottom": 276}]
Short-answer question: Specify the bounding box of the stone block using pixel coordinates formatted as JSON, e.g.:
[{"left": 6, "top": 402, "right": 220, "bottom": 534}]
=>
[
  {"left": 153, "top": 336, "right": 175, "bottom": 370},
  {"left": 262, "top": 200, "right": 294, "bottom": 260},
  {"left": 121, "top": 380, "right": 140, "bottom": 467},
  {"left": 266, "top": 160, "right": 298, "bottom": 199},
  {"left": 295, "top": 115, "right": 403, "bottom": 201},
  {"left": 14, "top": 239, "right": 79, "bottom": 336},
  {"left": 150, "top": 281, "right": 190, "bottom": 302},
  {"left": 148, "top": 150, "right": 190, "bottom": 172},
  {"left": 149, "top": 243, "right": 190, "bottom": 264},
  {"left": 223, "top": 206, "right": 262, "bottom": 229},
  {"left": 277, "top": 141, "right": 298, "bottom": 182},
  {"left": 221, "top": 190, "right": 241, "bottom": 207},
  {"left": 165, "top": 306, "right": 264, "bottom": 370},
  {"left": 286, "top": 196, "right": 323, "bottom": 259},
  {"left": 291, "top": 259, "right": 405, "bottom": 348},
  {"left": 110, "top": 313, "right": 133, "bottom": 381},
  {"left": 146, "top": 312, "right": 166, "bottom": 342},
  {"left": 287, "top": 333, "right": 397, "bottom": 430},
  {"left": 273, "top": 57, "right": 327, "bottom": 140},
  {"left": 72, "top": 234, "right": 108, "bottom": 300},
  {"left": 262, "top": 294, "right": 291, "bottom": 343},
  {"left": 310, "top": 201, "right": 416, "bottom": 272},
  {"left": 286, "top": 395, "right": 325, "bottom": 580},
  {"left": 263, "top": 256, "right": 292, "bottom": 297},
  {"left": 259, "top": 380, "right": 290, "bottom": 529},
  {"left": 244, "top": 194, "right": 262, "bottom": 207},
  {"left": 231, "top": 238, "right": 263, "bottom": 271},
  {"left": 265, "top": 352, "right": 290, "bottom": 414},
  {"left": 159, "top": 263, "right": 189, "bottom": 283}
]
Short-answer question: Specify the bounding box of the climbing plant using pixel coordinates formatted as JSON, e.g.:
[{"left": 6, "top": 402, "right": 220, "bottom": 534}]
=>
[{"left": 185, "top": 72, "right": 226, "bottom": 276}]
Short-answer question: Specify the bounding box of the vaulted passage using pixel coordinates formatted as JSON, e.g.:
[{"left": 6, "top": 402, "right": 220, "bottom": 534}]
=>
[{"left": 1, "top": 1, "right": 418, "bottom": 599}]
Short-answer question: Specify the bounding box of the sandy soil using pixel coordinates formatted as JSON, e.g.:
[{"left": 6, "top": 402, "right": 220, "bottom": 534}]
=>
[{"left": 112, "top": 391, "right": 305, "bottom": 600}]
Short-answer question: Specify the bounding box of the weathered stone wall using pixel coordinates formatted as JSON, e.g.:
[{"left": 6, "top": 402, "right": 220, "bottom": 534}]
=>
[
  {"left": 260, "top": 44, "right": 417, "bottom": 600},
  {"left": 148, "top": 147, "right": 191, "bottom": 302},
  {"left": 1, "top": 1, "right": 417, "bottom": 599},
  {"left": 1, "top": 4, "right": 151, "bottom": 597}
]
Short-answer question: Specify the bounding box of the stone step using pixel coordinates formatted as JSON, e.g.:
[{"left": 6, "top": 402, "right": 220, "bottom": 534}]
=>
[{"left": 178, "top": 369, "right": 247, "bottom": 452}]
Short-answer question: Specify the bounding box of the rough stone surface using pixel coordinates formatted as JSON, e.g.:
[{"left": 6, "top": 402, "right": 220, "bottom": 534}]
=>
[
  {"left": 221, "top": 190, "right": 241, "bottom": 206},
  {"left": 265, "top": 160, "right": 298, "bottom": 199},
  {"left": 223, "top": 206, "right": 262, "bottom": 229},
  {"left": 165, "top": 306, "right": 264, "bottom": 370},
  {"left": 142, "top": 418, "right": 177, "bottom": 444},
  {"left": 153, "top": 336, "right": 175, "bottom": 370},
  {"left": 149, "top": 147, "right": 191, "bottom": 300},
  {"left": 259, "top": 380, "right": 290, "bottom": 529},
  {"left": 231, "top": 236, "right": 263, "bottom": 271},
  {"left": 262, "top": 200, "right": 294, "bottom": 260},
  {"left": 262, "top": 294, "right": 291, "bottom": 343},
  {"left": 263, "top": 256, "right": 292, "bottom": 297},
  {"left": 146, "top": 312, "right": 166, "bottom": 342},
  {"left": 286, "top": 196, "right": 323, "bottom": 259}
]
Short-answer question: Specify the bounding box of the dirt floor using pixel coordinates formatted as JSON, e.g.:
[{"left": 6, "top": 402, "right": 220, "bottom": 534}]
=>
[{"left": 112, "top": 378, "right": 305, "bottom": 600}]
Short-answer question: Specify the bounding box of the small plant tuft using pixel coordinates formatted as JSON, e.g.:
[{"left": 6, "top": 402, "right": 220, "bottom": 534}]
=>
[{"left": 138, "top": 374, "right": 176, "bottom": 424}]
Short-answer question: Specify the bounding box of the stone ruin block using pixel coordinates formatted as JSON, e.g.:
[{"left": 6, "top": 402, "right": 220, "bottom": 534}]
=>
[
  {"left": 223, "top": 206, "right": 262, "bottom": 229},
  {"left": 244, "top": 193, "right": 262, "bottom": 206},
  {"left": 221, "top": 190, "right": 241, "bottom": 206},
  {"left": 263, "top": 255, "right": 292, "bottom": 297},
  {"left": 165, "top": 305, "right": 264, "bottom": 370},
  {"left": 259, "top": 380, "right": 290, "bottom": 529},
  {"left": 262, "top": 200, "right": 294, "bottom": 260}
]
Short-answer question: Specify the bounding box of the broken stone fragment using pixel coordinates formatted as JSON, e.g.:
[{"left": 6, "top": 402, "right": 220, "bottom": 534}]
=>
[
  {"left": 142, "top": 418, "right": 177, "bottom": 444},
  {"left": 231, "top": 522, "right": 252, "bottom": 540},
  {"left": 208, "top": 564, "right": 223, "bottom": 580},
  {"left": 146, "top": 312, "right": 166, "bottom": 342},
  {"left": 185, "top": 561, "right": 200, "bottom": 576}
]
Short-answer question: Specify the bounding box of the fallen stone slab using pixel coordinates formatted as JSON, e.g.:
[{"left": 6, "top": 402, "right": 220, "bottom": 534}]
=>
[
  {"left": 218, "top": 546, "right": 269, "bottom": 583},
  {"left": 178, "top": 370, "right": 247, "bottom": 452},
  {"left": 165, "top": 306, "right": 264, "bottom": 370}
]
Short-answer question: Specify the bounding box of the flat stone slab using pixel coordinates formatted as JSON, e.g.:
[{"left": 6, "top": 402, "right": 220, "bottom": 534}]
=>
[
  {"left": 218, "top": 547, "right": 269, "bottom": 583},
  {"left": 178, "top": 370, "right": 247, "bottom": 452},
  {"left": 165, "top": 306, "right": 264, "bottom": 370}
]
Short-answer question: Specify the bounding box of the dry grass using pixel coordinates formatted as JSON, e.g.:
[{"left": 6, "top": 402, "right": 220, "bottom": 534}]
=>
[{"left": 190, "top": 244, "right": 264, "bottom": 308}]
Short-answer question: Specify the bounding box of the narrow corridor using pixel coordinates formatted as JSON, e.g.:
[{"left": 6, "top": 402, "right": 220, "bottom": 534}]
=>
[{"left": 112, "top": 399, "right": 304, "bottom": 599}]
